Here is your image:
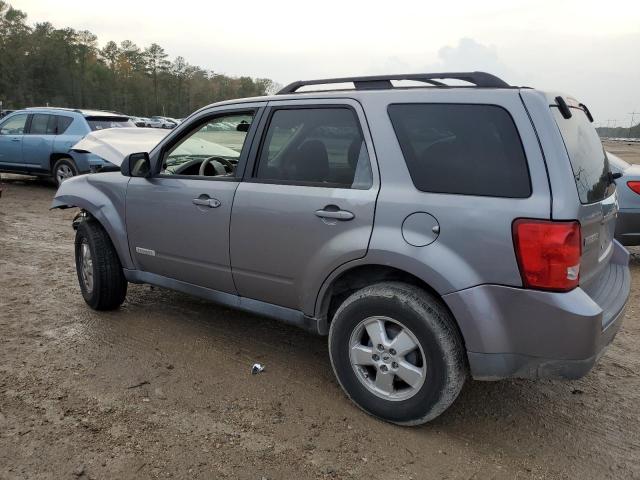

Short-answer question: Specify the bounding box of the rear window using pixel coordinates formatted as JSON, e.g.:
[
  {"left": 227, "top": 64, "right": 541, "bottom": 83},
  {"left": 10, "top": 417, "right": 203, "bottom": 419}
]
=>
[
  {"left": 388, "top": 104, "right": 531, "bottom": 198},
  {"left": 551, "top": 107, "right": 613, "bottom": 204},
  {"left": 86, "top": 116, "right": 135, "bottom": 131}
]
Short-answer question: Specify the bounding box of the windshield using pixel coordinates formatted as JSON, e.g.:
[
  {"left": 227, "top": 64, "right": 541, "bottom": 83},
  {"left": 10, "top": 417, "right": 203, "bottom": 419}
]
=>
[
  {"left": 552, "top": 106, "right": 614, "bottom": 204},
  {"left": 87, "top": 116, "right": 135, "bottom": 131}
]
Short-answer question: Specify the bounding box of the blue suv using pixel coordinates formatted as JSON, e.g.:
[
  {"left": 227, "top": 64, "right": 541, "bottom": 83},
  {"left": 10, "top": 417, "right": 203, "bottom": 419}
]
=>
[{"left": 0, "top": 108, "right": 134, "bottom": 185}]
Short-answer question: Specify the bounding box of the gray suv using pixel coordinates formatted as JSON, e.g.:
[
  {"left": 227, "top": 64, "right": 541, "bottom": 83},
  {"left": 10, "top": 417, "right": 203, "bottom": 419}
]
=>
[{"left": 52, "top": 72, "right": 631, "bottom": 425}]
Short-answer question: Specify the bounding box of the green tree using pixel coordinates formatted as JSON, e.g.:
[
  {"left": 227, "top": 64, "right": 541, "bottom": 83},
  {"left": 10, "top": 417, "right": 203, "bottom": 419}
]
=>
[
  {"left": 0, "top": 2, "right": 275, "bottom": 117},
  {"left": 143, "top": 43, "right": 169, "bottom": 113}
]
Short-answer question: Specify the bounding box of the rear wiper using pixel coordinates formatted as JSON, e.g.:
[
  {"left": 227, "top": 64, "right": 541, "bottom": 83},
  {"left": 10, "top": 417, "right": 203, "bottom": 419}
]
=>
[{"left": 579, "top": 103, "right": 594, "bottom": 123}]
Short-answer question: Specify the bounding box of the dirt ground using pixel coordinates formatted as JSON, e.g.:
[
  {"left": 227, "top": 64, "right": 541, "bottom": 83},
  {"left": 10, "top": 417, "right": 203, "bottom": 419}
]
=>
[{"left": 1, "top": 143, "right": 639, "bottom": 479}]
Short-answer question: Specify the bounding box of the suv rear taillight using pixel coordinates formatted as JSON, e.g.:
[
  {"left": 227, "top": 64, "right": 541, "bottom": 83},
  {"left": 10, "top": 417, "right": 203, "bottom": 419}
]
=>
[
  {"left": 628, "top": 181, "right": 640, "bottom": 195},
  {"left": 512, "top": 219, "right": 581, "bottom": 292}
]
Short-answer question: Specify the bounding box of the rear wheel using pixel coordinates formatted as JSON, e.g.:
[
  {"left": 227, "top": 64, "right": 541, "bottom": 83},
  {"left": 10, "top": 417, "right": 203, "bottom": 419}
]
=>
[
  {"left": 74, "top": 219, "right": 127, "bottom": 310},
  {"left": 53, "top": 157, "right": 78, "bottom": 186},
  {"left": 328, "top": 282, "right": 467, "bottom": 425}
]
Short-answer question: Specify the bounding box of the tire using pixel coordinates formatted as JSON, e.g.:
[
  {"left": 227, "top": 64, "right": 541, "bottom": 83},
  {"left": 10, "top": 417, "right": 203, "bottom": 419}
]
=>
[
  {"left": 328, "top": 282, "right": 467, "bottom": 425},
  {"left": 74, "top": 219, "right": 127, "bottom": 310},
  {"left": 52, "top": 157, "right": 78, "bottom": 186}
]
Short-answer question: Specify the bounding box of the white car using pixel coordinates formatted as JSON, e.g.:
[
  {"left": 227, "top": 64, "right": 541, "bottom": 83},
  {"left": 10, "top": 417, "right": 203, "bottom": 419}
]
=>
[{"left": 148, "top": 116, "right": 177, "bottom": 129}]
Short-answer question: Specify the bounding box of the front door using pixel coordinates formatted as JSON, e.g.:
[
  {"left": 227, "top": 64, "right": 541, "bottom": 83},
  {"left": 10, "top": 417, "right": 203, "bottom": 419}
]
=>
[
  {"left": 22, "top": 113, "right": 55, "bottom": 169},
  {"left": 125, "top": 107, "right": 261, "bottom": 293},
  {"left": 0, "top": 113, "right": 28, "bottom": 168},
  {"left": 230, "top": 100, "right": 379, "bottom": 313}
]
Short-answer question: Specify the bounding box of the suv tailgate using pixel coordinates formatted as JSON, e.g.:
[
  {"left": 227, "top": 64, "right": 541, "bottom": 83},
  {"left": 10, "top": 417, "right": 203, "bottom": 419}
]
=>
[{"left": 549, "top": 98, "right": 618, "bottom": 287}]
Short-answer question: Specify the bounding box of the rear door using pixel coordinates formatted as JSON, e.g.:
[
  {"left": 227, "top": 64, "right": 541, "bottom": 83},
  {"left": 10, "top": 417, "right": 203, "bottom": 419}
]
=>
[
  {"left": 230, "top": 99, "right": 379, "bottom": 314},
  {"left": 0, "top": 113, "right": 28, "bottom": 168},
  {"left": 550, "top": 102, "right": 617, "bottom": 285},
  {"left": 23, "top": 113, "right": 56, "bottom": 170}
]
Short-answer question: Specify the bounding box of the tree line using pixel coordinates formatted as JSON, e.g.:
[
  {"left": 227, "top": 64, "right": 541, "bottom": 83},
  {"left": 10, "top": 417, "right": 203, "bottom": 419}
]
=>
[{"left": 0, "top": 2, "right": 279, "bottom": 118}]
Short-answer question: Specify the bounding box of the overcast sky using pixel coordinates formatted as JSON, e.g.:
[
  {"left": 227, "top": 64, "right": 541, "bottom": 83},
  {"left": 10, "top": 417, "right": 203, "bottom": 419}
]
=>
[{"left": 18, "top": 0, "right": 640, "bottom": 125}]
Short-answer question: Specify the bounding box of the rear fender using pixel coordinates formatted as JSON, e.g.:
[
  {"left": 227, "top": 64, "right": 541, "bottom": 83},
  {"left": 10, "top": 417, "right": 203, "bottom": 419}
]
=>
[{"left": 50, "top": 173, "right": 133, "bottom": 269}]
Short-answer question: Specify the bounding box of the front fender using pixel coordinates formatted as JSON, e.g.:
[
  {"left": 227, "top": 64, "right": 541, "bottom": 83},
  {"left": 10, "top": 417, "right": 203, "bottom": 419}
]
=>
[{"left": 51, "top": 172, "right": 133, "bottom": 269}]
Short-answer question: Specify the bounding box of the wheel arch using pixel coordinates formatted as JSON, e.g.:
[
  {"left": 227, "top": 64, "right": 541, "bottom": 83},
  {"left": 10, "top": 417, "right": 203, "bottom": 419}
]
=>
[
  {"left": 50, "top": 152, "right": 74, "bottom": 172},
  {"left": 315, "top": 263, "right": 468, "bottom": 350},
  {"left": 51, "top": 176, "right": 134, "bottom": 269}
]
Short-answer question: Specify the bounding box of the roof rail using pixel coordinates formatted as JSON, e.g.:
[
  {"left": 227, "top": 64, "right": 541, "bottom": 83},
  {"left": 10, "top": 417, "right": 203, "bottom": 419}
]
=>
[
  {"left": 25, "top": 106, "right": 73, "bottom": 111},
  {"left": 277, "top": 71, "right": 510, "bottom": 94}
]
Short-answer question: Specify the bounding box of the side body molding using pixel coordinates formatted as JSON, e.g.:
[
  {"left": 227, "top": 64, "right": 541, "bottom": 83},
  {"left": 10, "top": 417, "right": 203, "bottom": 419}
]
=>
[{"left": 50, "top": 172, "right": 134, "bottom": 269}]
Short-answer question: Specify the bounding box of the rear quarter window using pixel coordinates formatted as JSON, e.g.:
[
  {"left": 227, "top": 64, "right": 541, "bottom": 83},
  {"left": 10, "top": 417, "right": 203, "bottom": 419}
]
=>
[
  {"left": 56, "top": 115, "right": 74, "bottom": 134},
  {"left": 388, "top": 103, "right": 531, "bottom": 198}
]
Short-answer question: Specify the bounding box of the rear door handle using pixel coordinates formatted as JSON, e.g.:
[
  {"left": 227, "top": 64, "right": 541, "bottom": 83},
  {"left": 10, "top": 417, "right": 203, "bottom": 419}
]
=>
[
  {"left": 10, "top": 138, "right": 20, "bottom": 142},
  {"left": 315, "top": 207, "right": 355, "bottom": 221},
  {"left": 192, "top": 197, "right": 221, "bottom": 208}
]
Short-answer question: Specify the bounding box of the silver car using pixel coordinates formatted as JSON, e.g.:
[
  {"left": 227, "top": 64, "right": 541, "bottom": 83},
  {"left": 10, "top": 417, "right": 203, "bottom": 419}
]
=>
[
  {"left": 52, "top": 72, "right": 631, "bottom": 425},
  {"left": 608, "top": 152, "right": 640, "bottom": 246}
]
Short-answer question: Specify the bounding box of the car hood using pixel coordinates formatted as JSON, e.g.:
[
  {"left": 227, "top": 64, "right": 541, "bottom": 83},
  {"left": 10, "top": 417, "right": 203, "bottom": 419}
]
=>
[
  {"left": 72, "top": 128, "right": 168, "bottom": 167},
  {"left": 72, "top": 127, "right": 241, "bottom": 166}
]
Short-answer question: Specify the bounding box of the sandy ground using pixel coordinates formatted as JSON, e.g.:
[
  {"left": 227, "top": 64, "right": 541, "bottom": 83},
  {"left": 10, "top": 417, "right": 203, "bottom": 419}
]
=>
[
  {"left": 604, "top": 139, "right": 640, "bottom": 165},
  {"left": 1, "top": 142, "right": 639, "bottom": 479}
]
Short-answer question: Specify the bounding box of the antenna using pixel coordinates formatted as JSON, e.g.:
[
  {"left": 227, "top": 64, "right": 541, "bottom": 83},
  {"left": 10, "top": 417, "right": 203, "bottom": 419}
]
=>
[{"left": 628, "top": 111, "right": 639, "bottom": 138}]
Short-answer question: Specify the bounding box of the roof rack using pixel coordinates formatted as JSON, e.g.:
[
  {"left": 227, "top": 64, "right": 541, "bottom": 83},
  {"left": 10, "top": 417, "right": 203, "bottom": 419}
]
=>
[{"left": 277, "top": 71, "right": 510, "bottom": 94}]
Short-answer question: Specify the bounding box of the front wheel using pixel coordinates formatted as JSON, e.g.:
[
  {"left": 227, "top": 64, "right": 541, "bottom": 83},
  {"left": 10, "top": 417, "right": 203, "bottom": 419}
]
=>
[
  {"left": 75, "top": 219, "right": 127, "bottom": 310},
  {"left": 53, "top": 157, "right": 78, "bottom": 186},
  {"left": 328, "top": 282, "right": 467, "bottom": 425}
]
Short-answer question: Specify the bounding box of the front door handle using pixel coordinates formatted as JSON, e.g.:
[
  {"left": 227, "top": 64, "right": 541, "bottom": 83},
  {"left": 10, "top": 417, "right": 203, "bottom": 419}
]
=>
[
  {"left": 10, "top": 138, "right": 20, "bottom": 142},
  {"left": 192, "top": 197, "right": 221, "bottom": 208},
  {"left": 315, "top": 206, "right": 355, "bottom": 221}
]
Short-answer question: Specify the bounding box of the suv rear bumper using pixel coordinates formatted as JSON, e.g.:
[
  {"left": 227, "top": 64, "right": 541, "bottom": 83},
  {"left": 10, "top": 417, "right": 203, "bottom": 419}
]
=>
[{"left": 444, "top": 241, "right": 631, "bottom": 380}]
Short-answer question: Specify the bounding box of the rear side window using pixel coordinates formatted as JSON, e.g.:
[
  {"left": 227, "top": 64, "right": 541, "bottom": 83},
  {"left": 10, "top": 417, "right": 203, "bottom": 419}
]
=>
[
  {"left": 56, "top": 115, "right": 73, "bottom": 134},
  {"left": 551, "top": 107, "right": 613, "bottom": 204},
  {"left": 255, "top": 107, "right": 372, "bottom": 189},
  {"left": 388, "top": 104, "right": 531, "bottom": 198},
  {"left": 87, "top": 116, "right": 135, "bottom": 131}
]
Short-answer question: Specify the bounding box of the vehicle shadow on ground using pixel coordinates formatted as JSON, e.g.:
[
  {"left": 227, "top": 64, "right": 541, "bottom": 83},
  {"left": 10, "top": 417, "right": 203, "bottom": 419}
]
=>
[{"left": 0, "top": 174, "right": 56, "bottom": 190}]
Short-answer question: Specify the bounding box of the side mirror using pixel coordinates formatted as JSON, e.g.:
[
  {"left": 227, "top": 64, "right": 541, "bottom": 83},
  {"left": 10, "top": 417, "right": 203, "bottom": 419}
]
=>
[
  {"left": 121, "top": 152, "right": 151, "bottom": 177},
  {"left": 236, "top": 121, "right": 250, "bottom": 132}
]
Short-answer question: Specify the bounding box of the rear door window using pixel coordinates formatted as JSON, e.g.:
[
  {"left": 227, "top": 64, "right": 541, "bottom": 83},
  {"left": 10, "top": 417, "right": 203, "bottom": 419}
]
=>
[
  {"left": 255, "top": 107, "right": 372, "bottom": 189},
  {"left": 29, "top": 114, "right": 55, "bottom": 135},
  {"left": 551, "top": 107, "right": 613, "bottom": 204},
  {"left": 388, "top": 104, "right": 531, "bottom": 198}
]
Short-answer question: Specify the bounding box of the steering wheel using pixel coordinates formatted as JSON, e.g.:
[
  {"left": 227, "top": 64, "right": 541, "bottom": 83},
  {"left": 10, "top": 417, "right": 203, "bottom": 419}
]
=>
[{"left": 199, "top": 156, "right": 234, "bottom": 176}]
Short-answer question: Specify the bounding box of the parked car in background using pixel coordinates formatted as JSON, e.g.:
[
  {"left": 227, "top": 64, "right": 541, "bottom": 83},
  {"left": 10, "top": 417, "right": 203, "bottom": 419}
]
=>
[
  {"left": 131, "top": 116, "right": 150, "bottom": 127},
  {"left": 52, "top": 72, "right": 630, "bottom": 425},
  {"left": 0, "top": 107, "right": 135, "bottom": 185},
  {"left": 608, "top": 152, "right": 640, "bottom": 246},
  {"left": 148, "top": 116, "right": 177, "bottom": 129}
]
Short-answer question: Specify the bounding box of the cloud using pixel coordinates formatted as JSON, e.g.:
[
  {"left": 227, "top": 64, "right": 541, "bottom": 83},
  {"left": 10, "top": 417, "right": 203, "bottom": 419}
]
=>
[
  {"left": 367, "top": 38, "right": 524, "bottom": 86},
  {"left": 425, "top": 38, "right": 523, "bottom": 85}
]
